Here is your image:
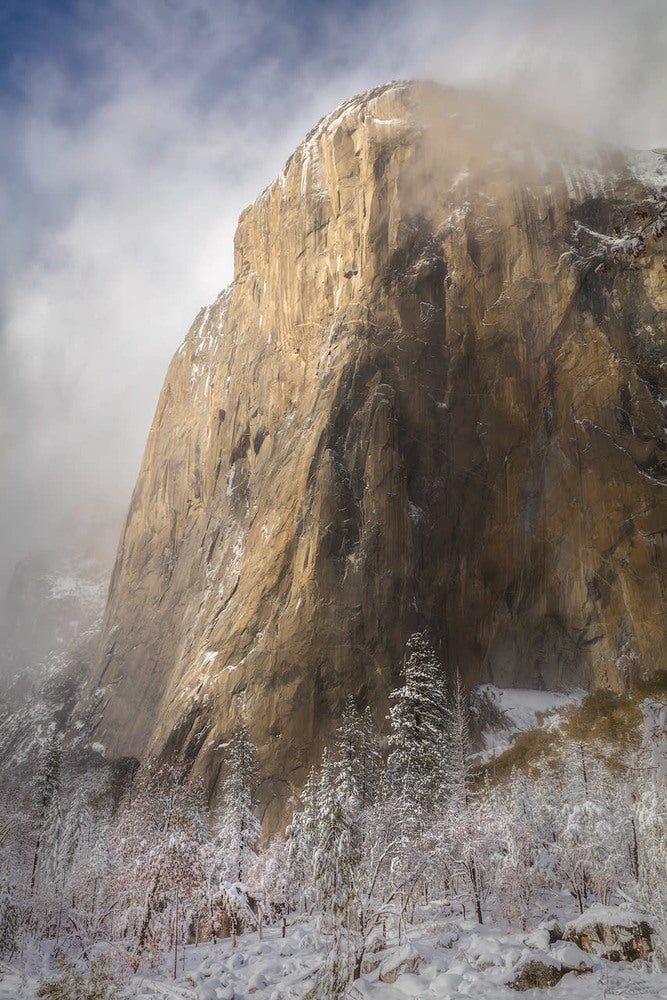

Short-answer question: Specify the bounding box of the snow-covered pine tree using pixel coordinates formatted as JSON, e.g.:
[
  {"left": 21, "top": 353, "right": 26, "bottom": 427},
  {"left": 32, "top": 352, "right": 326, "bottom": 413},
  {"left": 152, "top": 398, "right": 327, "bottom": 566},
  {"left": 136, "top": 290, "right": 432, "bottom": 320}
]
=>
[
  {"left": 207, "top": 726, "right": 262, "bottom": 942},
  {"left": 0, "top": 769, "right": 35, "bottom": 956},
  {"left": 247, "top": 835, "right": 290, "bottom": 932},
  {"left": 0, "top": 881, "right": 20, "bottom": 962},
  {"left": 0, "top": 814, "right": 22, "bottom": 961},
  {"left": 293, "top": 743, "right": 432, "bottom": 987},
  {"left": 287, "top": 766, "right": 319, "bottom": 914},
  {"left": 59, "top": 785, "right": 94, "bottom": 875},
  {"left": 635, "top": 780, "right": 667, "bottom": 921},
  {"left": 214, "top": 726, "right": 261, "bottom": 887},
  {"left": 30, "top": 725, "right": 62, "bottom": 898},
  {"left": 333, "top": 696, "right": 381, "bottom": 811},
  {"left": 40, "top": 790, "right": 65, "bottom": 940},
  {"left": 387, "top": 633, "right": 449, "bottom": 827},
  {"left": 311, "top": 748, "right": 359, "bottom": 994}
]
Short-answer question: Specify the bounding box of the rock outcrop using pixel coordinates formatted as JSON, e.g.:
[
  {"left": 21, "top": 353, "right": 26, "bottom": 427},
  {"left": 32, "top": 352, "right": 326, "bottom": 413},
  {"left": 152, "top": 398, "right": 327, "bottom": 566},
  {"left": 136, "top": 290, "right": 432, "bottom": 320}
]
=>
[
  {"left": 81, "top": 82, "right": 667, "bottom": 825},
  {"left": 507, "top": 958, "right": 567, "bottom": 991},
  {"left": 564, "top": 905, "right": 656, "bottom": 962}
]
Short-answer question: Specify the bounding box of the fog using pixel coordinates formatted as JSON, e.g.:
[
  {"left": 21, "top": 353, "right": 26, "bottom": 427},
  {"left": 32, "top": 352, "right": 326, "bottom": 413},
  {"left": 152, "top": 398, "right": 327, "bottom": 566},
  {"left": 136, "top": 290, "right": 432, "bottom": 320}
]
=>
[{"left": 0, "top": 0, "right": 665, "bottom": 594}]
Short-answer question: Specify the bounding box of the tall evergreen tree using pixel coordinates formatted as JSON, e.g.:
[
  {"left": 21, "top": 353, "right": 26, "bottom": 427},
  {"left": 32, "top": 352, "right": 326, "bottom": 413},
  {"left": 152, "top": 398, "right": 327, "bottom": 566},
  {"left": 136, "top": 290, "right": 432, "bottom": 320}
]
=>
[
  {"left": 334, "top": 697, "right": 381, "bottom": 811},
  {"left": 387, "top": 633, "right": 449, "bottom": 825},
  {"left": 30, "top": 726, "right": 62, "bottom": 897},
  {"left": 310, "top": 749, "right": 359, "bottom": 995},
  {"left": 214, "top": 725, "right": 261, "bottom": 886}
]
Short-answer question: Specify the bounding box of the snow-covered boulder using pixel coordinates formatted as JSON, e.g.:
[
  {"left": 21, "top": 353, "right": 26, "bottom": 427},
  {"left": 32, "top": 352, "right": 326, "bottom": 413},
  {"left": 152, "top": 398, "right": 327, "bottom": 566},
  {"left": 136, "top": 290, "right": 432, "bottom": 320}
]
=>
[
  {"left": 551, "top": 941, "right": 594, "bottom": 974},
  {"left": 508, "top": 936, "right": 593, "bottom": 989},
  {"left": 378, "top": 943, "right": 422, "bottom": 983},
  {"left": 524, "top": 919, "right": 563, "bottom": 950},
  {"left": 507, "top": 956, "right": 565, "bottom": 991},
  {"left": 563, "top": 904, "right": 656, "bottom": 962}
]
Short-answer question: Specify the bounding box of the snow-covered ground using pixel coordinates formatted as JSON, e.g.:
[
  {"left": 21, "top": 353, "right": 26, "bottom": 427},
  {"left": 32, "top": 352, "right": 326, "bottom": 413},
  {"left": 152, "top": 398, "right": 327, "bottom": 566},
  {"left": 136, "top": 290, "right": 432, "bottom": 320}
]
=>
[
  {"left": 472, "top": 684, "right": 584, "bottom": 755},
  {"left": 2, "top": 905, "right": 664, "bottom": 999}
]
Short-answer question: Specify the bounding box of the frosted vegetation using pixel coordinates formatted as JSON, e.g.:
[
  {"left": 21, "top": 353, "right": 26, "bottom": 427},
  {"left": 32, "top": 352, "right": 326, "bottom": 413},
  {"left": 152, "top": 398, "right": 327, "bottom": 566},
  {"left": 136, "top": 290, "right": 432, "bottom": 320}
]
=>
[{"left": 0, "top": 636, "right": 665, "bottom": 998}]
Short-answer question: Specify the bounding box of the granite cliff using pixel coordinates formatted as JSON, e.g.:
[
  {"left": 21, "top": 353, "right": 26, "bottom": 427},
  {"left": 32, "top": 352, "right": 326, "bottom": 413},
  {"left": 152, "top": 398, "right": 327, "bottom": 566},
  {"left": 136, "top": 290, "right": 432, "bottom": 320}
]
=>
[{"left": 82, "top": 82, "right": 667, "bottom": 826}]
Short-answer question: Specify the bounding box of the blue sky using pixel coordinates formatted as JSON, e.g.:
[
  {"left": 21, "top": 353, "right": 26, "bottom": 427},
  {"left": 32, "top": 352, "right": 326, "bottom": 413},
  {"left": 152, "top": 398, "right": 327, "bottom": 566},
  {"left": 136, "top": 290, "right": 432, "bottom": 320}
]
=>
[{"left": 0, "top": 0, "right": 665, "bottom": 586}]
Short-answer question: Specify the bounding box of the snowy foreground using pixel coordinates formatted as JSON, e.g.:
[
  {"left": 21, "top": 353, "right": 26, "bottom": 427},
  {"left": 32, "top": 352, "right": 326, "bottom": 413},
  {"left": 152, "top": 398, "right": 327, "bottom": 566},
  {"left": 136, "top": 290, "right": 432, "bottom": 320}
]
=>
[
  {"left": 1, "top": 904, "right": 665, "bottom": 1000},
  {"left": 1, "top": 640, "right": 664, "bottom": 999}
]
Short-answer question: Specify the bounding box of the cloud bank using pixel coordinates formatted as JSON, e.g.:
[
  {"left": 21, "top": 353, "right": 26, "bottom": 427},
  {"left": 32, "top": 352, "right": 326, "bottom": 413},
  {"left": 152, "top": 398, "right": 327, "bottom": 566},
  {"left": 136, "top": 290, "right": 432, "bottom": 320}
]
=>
[{"left": 0, "top": 0, "right": 664, "bottom": 590}]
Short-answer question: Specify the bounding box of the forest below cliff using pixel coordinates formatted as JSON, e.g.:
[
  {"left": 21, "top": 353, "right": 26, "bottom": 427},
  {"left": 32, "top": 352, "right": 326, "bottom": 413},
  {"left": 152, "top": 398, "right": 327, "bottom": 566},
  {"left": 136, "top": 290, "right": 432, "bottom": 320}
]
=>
[{"left": 0, "top": 635, "right": 664, "bottom": 999}]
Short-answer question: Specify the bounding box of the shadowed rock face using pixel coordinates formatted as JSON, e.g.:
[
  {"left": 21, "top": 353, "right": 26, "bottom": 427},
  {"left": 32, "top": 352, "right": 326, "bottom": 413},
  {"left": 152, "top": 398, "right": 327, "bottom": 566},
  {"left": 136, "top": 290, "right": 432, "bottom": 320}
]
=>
[{"left": 81, "top": 82, "right": 667, "bottom": 827}]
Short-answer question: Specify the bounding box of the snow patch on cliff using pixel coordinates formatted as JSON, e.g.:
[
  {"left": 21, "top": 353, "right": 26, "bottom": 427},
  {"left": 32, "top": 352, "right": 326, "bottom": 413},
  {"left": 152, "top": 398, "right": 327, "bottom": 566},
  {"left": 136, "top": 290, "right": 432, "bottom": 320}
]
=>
[
  {"left": 472, "top": 684, "right": 585, "bottom": 753},
  {"left": 300, "top": 136, "right": 324, "bottom": 196},
  {"left": 561, "top": 162, "right": 611, "bottom": 201},
  {"left": 629, "top": 149, "right": 667, "bottom": 192}
]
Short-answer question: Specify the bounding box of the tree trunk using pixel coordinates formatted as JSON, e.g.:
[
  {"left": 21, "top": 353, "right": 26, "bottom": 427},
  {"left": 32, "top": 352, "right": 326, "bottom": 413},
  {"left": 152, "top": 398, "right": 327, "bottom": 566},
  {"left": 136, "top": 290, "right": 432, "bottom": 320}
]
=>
[
  {"left": 173, "top": 888, "right": 179, "bottom": 979},
  {"left": 209, "top": 898, "right": 217, "bottom": 945},
  {"left": 470, "top": 863, "right": 483, "bottom": 925},
  {"left": 475, "top": 895, "right": 483, "bottom": 925},
  {"left": 29, "top": 833, "right": 42, "bottom": 895},
  {"left": 630, "top": 816, "right": 640, "bottom": 881},
  {"left": 136, "top": 877, "right": 160, "bottom": 963}
]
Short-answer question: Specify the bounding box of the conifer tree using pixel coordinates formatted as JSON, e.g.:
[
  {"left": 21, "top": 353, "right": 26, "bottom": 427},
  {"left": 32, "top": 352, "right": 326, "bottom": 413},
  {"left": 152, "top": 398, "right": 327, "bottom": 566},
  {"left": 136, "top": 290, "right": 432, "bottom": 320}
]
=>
[
  {"left": 387, "top": 633, "right": 448, "bottom": 826},
  {"left": 30, "top": 726, "right": 62, "bottom": 898},
  {"left": 207, "top": 727, "right": 262, "bottom": 943},
  {"left": 214, "top": 726, "right": 261, "bottom": 886},
  {"left": 334, "top": 697, "right": 381, "bottom": 811},
  {"left": 0, "top": 814, "right": 22, "bottom": 962},
  {"left": 287, "top": 766, "right": 319, "bottom": 914},
  {"left": 310, "top": 749, "right": 359, "bottom": 993},
  {"left": 247, "top": 835, "right": 290, "bottom": 930}
]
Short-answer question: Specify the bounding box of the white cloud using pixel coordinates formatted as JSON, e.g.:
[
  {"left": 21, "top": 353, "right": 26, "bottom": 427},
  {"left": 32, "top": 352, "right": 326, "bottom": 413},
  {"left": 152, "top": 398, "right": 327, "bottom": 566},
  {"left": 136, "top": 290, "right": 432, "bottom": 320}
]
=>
[{"left": 0, "top": 0, "right": 664, "bottom": 587}]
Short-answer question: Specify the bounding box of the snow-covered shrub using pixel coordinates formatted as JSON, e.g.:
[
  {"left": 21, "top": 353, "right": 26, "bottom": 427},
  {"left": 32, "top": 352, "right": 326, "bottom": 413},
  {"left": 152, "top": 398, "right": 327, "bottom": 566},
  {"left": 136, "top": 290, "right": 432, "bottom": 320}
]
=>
[{"left": 36, "top": 951, "right": 127, "bottom": 1000}]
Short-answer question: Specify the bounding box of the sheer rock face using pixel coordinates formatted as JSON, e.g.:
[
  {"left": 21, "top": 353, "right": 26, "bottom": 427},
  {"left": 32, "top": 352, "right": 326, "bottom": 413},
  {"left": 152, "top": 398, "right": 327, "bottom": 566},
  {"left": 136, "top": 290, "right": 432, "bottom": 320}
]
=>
[{"left": 84, "top": 82, "right": 667, "bottom": 826}]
